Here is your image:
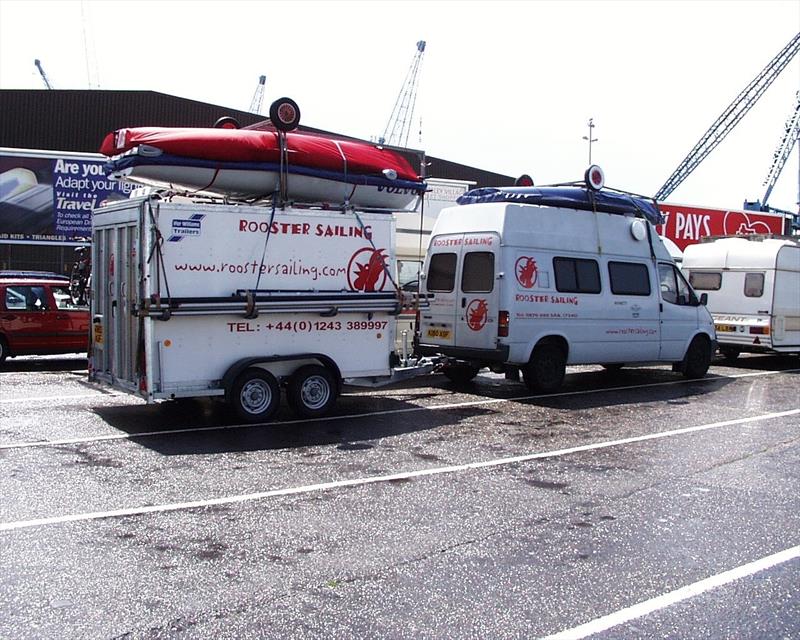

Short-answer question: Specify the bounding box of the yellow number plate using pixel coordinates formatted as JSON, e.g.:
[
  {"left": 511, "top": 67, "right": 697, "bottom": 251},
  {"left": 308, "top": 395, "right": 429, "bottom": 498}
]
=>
[
  {"left": 426, "top": 328, "right": 451, "bottom": 340},
  {"left": 93, "top": 323, "right": 104, "bottom": 345},
  {"left": 715, "top": 324, "right": 736, "bottom": 332}
]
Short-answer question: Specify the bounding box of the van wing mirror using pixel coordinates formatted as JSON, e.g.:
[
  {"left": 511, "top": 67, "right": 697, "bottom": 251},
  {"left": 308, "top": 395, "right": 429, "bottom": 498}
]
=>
[{"left": 699, "top": 293, "right": 708, "bottom": 306}]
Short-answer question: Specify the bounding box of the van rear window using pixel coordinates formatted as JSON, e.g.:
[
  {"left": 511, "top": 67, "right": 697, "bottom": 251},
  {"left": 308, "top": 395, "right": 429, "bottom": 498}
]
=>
[
  {"left": 553, "top": 257, "right": 600, "bottom": 294},
  {"left": 688, "top": 271, "right": 722, "bottom": 290},
  {"left": 427, "top": 253, "right": 457, "bottom": 292},
  {"left": 609, "top": 262, "right": 651, "bottom": 296},
  {"left": 461, "top": 252, "right": 494, "bottom": 293}
]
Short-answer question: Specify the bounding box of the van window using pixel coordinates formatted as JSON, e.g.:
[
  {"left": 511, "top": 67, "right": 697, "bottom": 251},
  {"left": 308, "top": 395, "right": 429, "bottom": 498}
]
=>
[
  {"left": 688, "top": 271, "right": 722, "bottom": 290},
  {"left": 553, "top": 257, "right": 600, "bottom": 294},
  {"left": 427, "top": 253, "right": 457, "bottom": 292},
  {"left": 658, "top": 263, "right": 692, "bottom": 305},
  {"left": 5, "top": 285, "right": 48, "bottom": 311},
  {"left": 609, "top": 262, "right": 651, "bottom": 296},
  {"left": 744, "top": 272, "right": 764, "bottom": 298},
  {"left": 461, "top": 252, "right": 494, "bottom": 293}
]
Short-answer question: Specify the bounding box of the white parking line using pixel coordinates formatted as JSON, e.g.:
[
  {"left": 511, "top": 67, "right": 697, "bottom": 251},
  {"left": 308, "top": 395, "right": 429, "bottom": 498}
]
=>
[
  {"left": 541, "top": 545, "right": 800, "bottom": 639},
  {"left": 0, "top": 368, "right": 794, "bottom": 451},
  {"left": 1, "top": 408, "right": 797, "bottom": 532}
]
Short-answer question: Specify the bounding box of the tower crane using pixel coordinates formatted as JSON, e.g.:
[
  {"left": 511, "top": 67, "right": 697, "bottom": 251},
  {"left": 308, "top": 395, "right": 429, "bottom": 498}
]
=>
[
  {"left": 760, "top": 90, "right": 800, "bottom": 208},
  {"left": 249, "top": 75, "right": 266, "bottom": 114},
  {"left": 655, "top": 31, "right": 800, "bottom": 201},
  {"left": 378, "top": 40, "right": 426, "bottom": 148},
  {"left": 34, "top": 59, "right": 53, "bottom": 90}
]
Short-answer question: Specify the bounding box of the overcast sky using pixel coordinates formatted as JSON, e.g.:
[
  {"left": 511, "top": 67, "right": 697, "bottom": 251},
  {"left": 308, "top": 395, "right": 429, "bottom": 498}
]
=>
[{"left": 1, "top": 0, "right": 798, "bottom": 212}]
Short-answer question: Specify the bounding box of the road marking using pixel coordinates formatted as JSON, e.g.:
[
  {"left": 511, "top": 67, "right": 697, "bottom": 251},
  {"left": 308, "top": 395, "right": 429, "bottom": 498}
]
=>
[
  {"left": 1, "top": 408, "right": 797, "bottom": 532},
  {"left": 0, "top": 392, "right": 124, "bottom": 405},
  {"left": 0, "top": 369, "right": 794, "bottom": 450},
  {"left": 541, "top": 545, "right": 800, "bottom": 639}
]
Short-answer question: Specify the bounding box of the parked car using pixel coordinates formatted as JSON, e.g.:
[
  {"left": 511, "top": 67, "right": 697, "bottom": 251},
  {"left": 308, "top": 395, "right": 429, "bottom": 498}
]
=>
[{"left": 0, "top": 272, "right": 89, "bottom": 363}]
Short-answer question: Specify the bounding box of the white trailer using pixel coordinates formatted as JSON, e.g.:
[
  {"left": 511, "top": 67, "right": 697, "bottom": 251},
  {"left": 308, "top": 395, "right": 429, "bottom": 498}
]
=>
[
  {"left": 89, "top": 195, "right": 431, "bottom": 421},
  {"left": 682, "top": 235, "right": 800, "bottom": 359}
]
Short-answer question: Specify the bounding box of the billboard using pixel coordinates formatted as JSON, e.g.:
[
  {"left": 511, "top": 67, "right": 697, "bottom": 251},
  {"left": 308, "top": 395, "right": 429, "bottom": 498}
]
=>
[
  {"left": 656, "top": 202, "right": 786, "bottom": 251},
  {"left": 0, "top": 148, "right": 135, "bottom": 245}
]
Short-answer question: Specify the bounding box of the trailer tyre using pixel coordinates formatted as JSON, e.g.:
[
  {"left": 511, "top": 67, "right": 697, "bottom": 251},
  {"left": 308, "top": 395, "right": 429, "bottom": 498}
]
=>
[
  {"left": 231, "top": 368, "right": 280, "bottom": 422},
  {"left": 523, "top": 343, "right": 566, "bottom": 393},
  {"left": 442, "top": 364, "right": 480, "bottom": 385},
  {"left": 287, "top": 365, "right": 336, "bottom": 419},
  {"left": 682, "top": 336, "right": 712, "bottom": 379}
]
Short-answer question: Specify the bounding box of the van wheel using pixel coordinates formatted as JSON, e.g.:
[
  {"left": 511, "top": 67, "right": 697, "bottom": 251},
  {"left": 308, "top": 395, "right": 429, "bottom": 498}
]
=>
[
  {"left": 524, "top": 344, "right": 566, "bottom": 393},
  {"left": 287, "top": 365, "right": 337, "bottom": 419},
  {"left": 0, "top": 337, "right": 8, "bottom": 363},
  {"left": 231, "top": 368, "right": 280, "bottom": 422},
  {"left": 442, "top": 364, "right": 480, "bottom": 385},
  {"left": 719, "top": 346, "right": 740, "bottom": 363},
  {"left": 682, "top": 336, "right": 712, "bottom": 379}
]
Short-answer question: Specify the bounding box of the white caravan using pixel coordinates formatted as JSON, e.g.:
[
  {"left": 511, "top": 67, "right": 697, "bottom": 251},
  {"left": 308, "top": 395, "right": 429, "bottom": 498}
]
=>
[
  {"left": 416, "top": 169, "right": 716, "bottom": 390},
  {"left": 682, "top": 235, "right": 800, "bottom": 359}
]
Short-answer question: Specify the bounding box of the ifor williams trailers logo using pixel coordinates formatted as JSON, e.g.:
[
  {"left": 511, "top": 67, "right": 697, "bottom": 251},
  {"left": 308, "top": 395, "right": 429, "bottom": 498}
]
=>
[
  {"left": 347, "top": 247, "right": 389, "bottom": 292},
  {"left": 168, "top": 214, "right": 205, "bottom": 241}
]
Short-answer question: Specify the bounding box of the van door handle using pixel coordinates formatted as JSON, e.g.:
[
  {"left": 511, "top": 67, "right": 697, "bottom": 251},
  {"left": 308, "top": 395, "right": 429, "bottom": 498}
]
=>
[{"left": 461, "top": 297, "right": 466, "bottom": 308}]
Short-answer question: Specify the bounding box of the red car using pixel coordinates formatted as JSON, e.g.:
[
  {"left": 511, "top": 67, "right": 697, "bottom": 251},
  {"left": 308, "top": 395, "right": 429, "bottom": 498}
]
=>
[{"left": 0, "top": 272, "right": 89, "bottom": 363}]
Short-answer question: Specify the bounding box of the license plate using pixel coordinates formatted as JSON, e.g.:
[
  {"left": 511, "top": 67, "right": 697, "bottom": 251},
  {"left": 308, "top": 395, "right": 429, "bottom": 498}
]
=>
[
  {"left": 716, "top": 324, "right": 736, "bottom": 332},
  {"left": 426, "top": 328, "right": 451, "bottom": 340},
  {"left": 93, "top": 323, "right": 104, "bottom": 345}
]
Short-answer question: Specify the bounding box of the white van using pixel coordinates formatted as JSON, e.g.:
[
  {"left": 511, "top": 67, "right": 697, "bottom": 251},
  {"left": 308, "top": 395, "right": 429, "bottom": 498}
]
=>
[
  {"left": 416, "top": 170, "right": 716, "bottom": 390},
  {"left": 682, "top": 235, "right": 800, "bottom": 360}
]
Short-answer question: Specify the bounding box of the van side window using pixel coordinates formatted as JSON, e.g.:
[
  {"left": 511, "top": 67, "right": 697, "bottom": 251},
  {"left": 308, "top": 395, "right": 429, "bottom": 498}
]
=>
[
  {"left": 461, "top": 252, "right": 494, "bottom": 293},
  {"left": 609, "top": 262, "right": 651, "bottom": 296},
  {"left": 658, "top": 263, "right": 692, "bottom": 305},
  {"left": 688, "top": 271, "right": 722, "bottom": 290},
  {"left": 744, "top": 272, "right": 764, "bottom": 298},
  {"left": 553, "top": 257, "right": 600, "bottom": 293},
  {"left": 427, "top": 253, "right": 457, "bottom": 292}
]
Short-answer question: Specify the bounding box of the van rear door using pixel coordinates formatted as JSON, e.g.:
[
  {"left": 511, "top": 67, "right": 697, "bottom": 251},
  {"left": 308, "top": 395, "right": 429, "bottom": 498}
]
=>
[{"left": 421, "top": 233, "right": 499, "bottom": 351}]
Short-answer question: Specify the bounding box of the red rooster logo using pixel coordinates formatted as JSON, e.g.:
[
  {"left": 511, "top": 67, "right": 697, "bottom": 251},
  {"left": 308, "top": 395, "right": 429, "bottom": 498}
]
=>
[
  {"left": 515, "top": 256, "right": 538, "bottom": 289},
  {"left": 466, "top": 299, "right": 489, "bottom": 331},
  {"left": 347, "top": 247, "right": 388, "bottom": 292}
]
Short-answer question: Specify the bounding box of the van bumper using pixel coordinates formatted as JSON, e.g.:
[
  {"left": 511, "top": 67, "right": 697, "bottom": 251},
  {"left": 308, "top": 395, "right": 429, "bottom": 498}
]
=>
[{"left": 416, "top": 342, "right": 509, "bottom": 363}]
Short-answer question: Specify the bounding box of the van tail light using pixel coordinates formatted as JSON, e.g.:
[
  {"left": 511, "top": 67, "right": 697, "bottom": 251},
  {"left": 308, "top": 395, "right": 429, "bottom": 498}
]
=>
[
  {"left": 749, "top": 326, "right": 770, "bottom": 335},
  {"left": 498, "top": 310, "right": 509, "bottom": 337}
]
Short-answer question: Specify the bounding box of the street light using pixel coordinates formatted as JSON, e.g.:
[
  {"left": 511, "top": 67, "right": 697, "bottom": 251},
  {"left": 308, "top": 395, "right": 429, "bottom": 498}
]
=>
[{"left": 582, "top": 118, "right": 598, "bottom": 164}]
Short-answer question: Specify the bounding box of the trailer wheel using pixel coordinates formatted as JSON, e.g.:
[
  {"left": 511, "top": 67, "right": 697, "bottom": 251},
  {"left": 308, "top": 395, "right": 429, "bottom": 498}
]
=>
[
  {"left": 287, "top": 365, "right": 336, "bottom": 419},
  {"left": 523, "top": 343, "right": 566, "bottom": 393},
  {"left": 442, "top": 364, "right": 480, "bottom": 385},
  {"left": 231, "top": 368, "right": 280, "bottom": 422},
  {"left": 682, "top": 336, "right": 712, "bottom": 379}
]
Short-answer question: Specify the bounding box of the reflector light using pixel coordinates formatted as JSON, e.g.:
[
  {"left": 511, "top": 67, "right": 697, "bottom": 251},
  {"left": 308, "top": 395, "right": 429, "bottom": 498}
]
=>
[
  {"left": 749, "top": 326, "right": 770, "bottom": 335},
  {"left": 498, "top": 310, "right": 510, "bottom": 337}
]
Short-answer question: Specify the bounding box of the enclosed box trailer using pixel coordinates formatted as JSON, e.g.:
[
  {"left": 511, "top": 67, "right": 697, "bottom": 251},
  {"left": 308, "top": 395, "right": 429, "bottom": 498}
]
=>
[{"left": 89, "top": 195, "right": 430, "bottom": 421}]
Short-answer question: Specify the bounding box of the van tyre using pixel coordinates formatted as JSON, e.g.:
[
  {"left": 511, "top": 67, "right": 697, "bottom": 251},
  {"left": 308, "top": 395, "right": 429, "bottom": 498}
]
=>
[
  {"left": 231, "top": 368, "right": 280, "bottom": 422},
  {"left": 287, "top": 365, "right": 337, "bottom": 419},
  {"left": 524, "top": 344, "right": 566, "bottom": 393},
  {"left": 682, "top": 336, "right": 712, "bottom": 379},
  {"left": 0, "top": 337, "right": 7, "bottom": 364},
  {"left": 442, "top": 364, "right": 480, "bottom": 385}
]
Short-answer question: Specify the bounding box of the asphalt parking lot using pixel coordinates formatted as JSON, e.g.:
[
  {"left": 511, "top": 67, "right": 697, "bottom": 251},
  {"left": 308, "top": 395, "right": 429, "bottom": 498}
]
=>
[{"left": 1, "top": 353, "right": 798, "bottom": 639}]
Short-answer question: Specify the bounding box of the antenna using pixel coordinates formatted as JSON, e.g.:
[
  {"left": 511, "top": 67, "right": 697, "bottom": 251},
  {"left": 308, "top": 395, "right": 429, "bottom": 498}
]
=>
[
  {"left": 34, "top": 59, "right": 53, "bottom": 90},
  {"left": 250, "top": 75, "right": 267, "bottom": 114},
  {"left": 379, "top": 40, "right": 426, "bottom": 147}
]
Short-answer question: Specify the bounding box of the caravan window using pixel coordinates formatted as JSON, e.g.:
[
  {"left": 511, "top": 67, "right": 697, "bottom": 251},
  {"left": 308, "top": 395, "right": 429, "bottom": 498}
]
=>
[
  {"left": 744, "top": 273, "right": 764, "bottom": 298},
  {"left": 553, "top": 257, "right": 601, "bottom": 294},
  {"left": 427, "top": 253, "right": 457, "bottom": 292},
  {"left": 609, "top": 262, "right": 651, "bottom": 296},
  {"left": 461, "top": 252, "right": 494, "bottom": 293},
  {"left": 688, "top": 271, "right": 722, "bottom": 290}
]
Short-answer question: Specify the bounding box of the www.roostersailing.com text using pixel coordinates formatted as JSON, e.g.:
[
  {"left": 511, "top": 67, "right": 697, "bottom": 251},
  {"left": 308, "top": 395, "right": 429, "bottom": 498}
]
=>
[{"left": 173, "top": 260, "right": 346, "bottom": 281}]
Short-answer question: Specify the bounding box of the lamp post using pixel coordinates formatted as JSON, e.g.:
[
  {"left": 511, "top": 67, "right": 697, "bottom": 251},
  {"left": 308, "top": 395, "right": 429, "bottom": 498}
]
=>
[{"left": 582, "top": 118, "right": 598, "bottom": 164}]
